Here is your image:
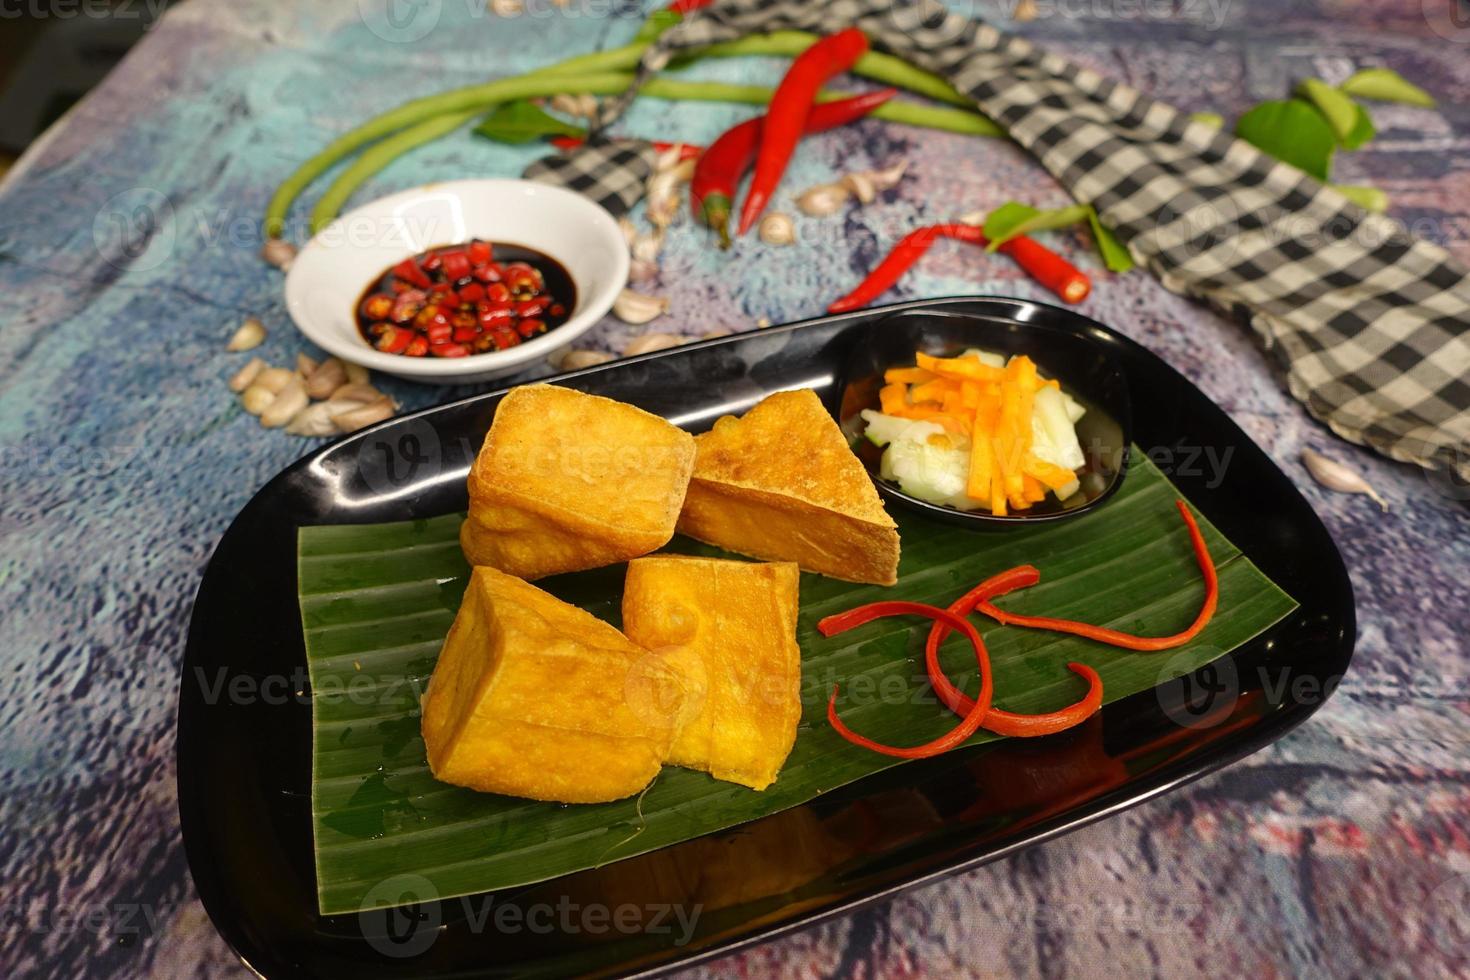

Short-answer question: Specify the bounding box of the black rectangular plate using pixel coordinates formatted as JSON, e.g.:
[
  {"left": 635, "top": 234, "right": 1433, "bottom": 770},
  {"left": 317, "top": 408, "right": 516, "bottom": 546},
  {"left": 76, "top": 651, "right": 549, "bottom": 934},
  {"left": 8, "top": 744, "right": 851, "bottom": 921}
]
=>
[{"left": 176, "top": 297, "right": 1355, "bottom": 979}]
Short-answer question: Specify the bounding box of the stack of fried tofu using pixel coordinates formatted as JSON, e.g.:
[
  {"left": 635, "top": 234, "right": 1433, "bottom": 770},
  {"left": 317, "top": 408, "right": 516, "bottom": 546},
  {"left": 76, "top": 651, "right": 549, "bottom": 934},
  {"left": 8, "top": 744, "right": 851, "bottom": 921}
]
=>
[{"left": 421, "top": 384, "right": 900, "bottom": 803}]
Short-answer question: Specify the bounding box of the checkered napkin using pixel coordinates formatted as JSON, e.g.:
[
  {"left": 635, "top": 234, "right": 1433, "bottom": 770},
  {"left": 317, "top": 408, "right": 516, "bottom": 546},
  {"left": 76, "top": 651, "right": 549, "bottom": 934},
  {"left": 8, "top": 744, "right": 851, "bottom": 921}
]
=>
[
  {"left": 523, "top": 138, "right": 656, "bottom": 217},
  {"left": 567, "top": 0, "right": 1470, "bottom": 479}
]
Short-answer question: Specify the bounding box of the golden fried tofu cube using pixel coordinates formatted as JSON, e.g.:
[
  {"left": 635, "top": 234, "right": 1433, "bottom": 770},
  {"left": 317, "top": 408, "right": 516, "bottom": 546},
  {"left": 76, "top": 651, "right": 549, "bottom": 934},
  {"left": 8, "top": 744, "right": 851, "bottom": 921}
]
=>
[
  {"left": 622, "top": 556, "right": 801, "bottom": 791},
  {"left": 421, "top": 566, "right": 688, "bottom": 803},
  {"left": 676, "top": 389, "right": 900, "bottom": 585},
  {"left": 461, "top": 384, "right": 696, "bottom": 580}
]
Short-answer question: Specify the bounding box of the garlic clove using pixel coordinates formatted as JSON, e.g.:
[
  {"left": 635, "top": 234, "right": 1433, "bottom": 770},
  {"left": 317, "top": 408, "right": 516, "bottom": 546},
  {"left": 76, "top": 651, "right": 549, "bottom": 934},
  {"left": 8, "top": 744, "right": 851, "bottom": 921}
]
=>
[
  {"left": 653, "top": 143, "right": 686, "bottom": 174},
  {"left": 285, "top": 402, "right": 340, "bottom": 437},
  {"left": 260, "top": 378, "right": 308, "bottom": 428},
  {"left": 631, "top": 229, "right": 664, "bottom": 265},
  {"left": 840, "top": 162, "right": 907, "bottom": 204},
  {"left": 228, "top": 357, "right": 266, "bottom": 393},
  {"left": 241, "top": 384, "right": 276, "bottom": 416},
  {"left": 556, "top": 349, "right": 615, "bottom": 371},
  {"left": 623, "top": 333, "right": 683, "bottom": 356},
  {"left": 843, "top": 173, "right": 876, "bottom": 204},
  {"left": 260, "top": 239, "right": 297, "bottom": 271},
  {"left": 305, "top": 357, "right": 348, "bottom": 399},
  {"left": 327, "top": 382, "right": 389, "bottom": 409},
  {"left": 613, "top": 288, "right": 670, "bottom": 325},
  {"left": 1301, "top": 448, "right": 1389, "bottom": 511},
  {"left": 628, "top": 259, "right": 659, "bottom": 283},
  {"left": 254, "top": 366, "right": 295, "bottom": 394},
  {"left": 796, "top": 183, "right": 851, "bottom": 217},
  {"left": 227, "top": 317, "right": 266, "bottom": 352},
  {"left": 296, "top": 353, "right": 319, "bottom": 377},
  {"left": 618, "top": 216, "right": 638, "bottom": 249},
  {"left": 342, "top": 361, "right": 370, "bottom": 385},
  {"left": 332, "top": 396, "right": 397, "bottom": 433},
  {"left": 758, "top": 212, "right": 796, "bottom": 246},
  {"left": 957, "top": 209, "right": 987, "bottom": 227}
]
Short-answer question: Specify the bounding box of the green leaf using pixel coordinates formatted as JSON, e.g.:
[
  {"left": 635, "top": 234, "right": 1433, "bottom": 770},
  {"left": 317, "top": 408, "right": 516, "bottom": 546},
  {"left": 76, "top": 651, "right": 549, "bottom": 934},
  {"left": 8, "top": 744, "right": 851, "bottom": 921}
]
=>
[
  {"left": 472, "top": 100, "right": 585, "bottom": 145},
  {"left": 1189, "top": 112, "right": 1224, "bottom": 129},
  {"left": 1341, "top": 103, "right": 1376, "bottom": 151},
  {"left": 983, "top": 202, "right": 1091, "bottom": 251},
  {"left": 1339, "top": 67, "right": 1436, "bottom": 108},
  {"left": 1329, "top": 183, "right": 1389, "bottom": 213},
  {"left": 299, "top": 454, "right": 1296, "bottom": 915},
  {"left": 1087, "top": 209, "right": 1136, "bottom": 273},
  {"left": 1234, "top": 99, "right": 1337, "bottom": 181},
  {"left": 1297, "top": 79, "right": 1361, "bottom": 145}
]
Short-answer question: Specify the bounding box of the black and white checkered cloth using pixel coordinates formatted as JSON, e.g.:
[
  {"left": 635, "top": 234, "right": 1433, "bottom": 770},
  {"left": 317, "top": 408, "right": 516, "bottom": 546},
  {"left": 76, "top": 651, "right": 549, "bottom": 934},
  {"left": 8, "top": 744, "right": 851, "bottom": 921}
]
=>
[
  {"left": 523, "top": 137, "right": 656, "bottom": 217},
  {"left": 551, "top": 0, "right": 1470, "bottom": 480}
]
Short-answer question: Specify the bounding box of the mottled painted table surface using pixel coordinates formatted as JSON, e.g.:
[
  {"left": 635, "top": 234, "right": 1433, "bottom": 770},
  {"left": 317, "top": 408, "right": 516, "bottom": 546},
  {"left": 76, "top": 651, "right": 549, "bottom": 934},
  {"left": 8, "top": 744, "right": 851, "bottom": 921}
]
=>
[{"left": 2, "top": 0, "right": 1467, "bottom": 977}]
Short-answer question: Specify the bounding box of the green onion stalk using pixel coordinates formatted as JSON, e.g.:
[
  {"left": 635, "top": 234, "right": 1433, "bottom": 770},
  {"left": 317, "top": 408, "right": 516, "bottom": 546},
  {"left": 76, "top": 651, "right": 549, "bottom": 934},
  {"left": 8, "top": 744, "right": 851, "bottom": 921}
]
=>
[{"left": 267, "top": 32, "right": 995, "bottom": 238}]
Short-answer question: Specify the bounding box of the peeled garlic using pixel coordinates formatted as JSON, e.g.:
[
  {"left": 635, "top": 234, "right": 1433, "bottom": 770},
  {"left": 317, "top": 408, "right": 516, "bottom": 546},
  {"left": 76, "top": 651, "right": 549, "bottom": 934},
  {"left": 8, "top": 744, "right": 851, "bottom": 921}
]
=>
[
  {"left": 1301, "top": 448, "right": 1388, "bottom": 510},
  {"left": 328, "top": 382, "right": 389, "bottom": 410},
  {"left": 260, "top": 378, "right": 308, "bottom": 428},
  {"left": 489, "top": 0, "right": 523, "bottom": 14},
  {"left": 631, "top": 229, "right": 664, "bottom": 265},
  {"left": 758, "top": 212, "right": 796, "bottom": 246},
  {"left": 841, "top": 161, "right": 907, "bottom": 204},
  {"left": 653, "top": 143, "right": 687, "bottom": 174},
  {"left": 240, "top": 385, "right": 275, "bottom": 416},
  {"left": 645, "top": 162, "right": 693, "bottom": 229},
  {"left": 305, "top": 357, "right": 348, "bottom": 399},
  {"left": 228, "top": 357, "right": 265, "bottom": 393},
  {"left": 332, "top": 396, "right": 396, "bottom": 433},
  {"left": 957, "top": 209, "right": 986, "bottom": 227},
  {"left": 226, "top": 317, "right": 266, "bottom": 352},
  {"left": 260, "top": 239, "right": 297, "bottom": 271},
  {"left": 623, "top": 333, "right": 682, "bottom": 356},
  {"left": 285, "top": 402, "right": 340, "bottom": 437},
  {"left": 295, "top": 353, "right": 318, "bottom": 377},
  {"left": 796, "top": 183, "right": 851, "bottom": 217},
  {"left": 618, "top": 216, "right": 638, "bottom": 249},
  {"left": 254, "top": 366, "right": 295, "bottom": 394},
  {"left": 613, "top": 288, "right": 669, "bottom": 325},
  {"left": 556, "top": 349, "right": 615, "bottom": 370},
  {"left": 342, "top": 361, "right": 370, "bottom": 385},
  {"left": 551, "top": 92, "right": 598, "bottom": 121},
  {"left": 628, "top": 259, "right": 659, "bottom": 283}
]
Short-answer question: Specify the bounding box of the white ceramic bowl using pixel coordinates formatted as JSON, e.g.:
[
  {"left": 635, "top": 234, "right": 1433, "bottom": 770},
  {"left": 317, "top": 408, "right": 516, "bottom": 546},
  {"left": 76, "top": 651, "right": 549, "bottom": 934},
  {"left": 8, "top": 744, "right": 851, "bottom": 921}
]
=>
[{"left": 284, "top": 179, "right": 628, "bottom": 384}]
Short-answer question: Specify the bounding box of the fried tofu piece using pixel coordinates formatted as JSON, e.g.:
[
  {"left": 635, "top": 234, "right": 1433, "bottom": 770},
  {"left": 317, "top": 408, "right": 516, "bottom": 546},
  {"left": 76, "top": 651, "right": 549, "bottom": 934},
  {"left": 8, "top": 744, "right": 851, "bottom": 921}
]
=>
[
  {"left": 676, "top": 389, "right": 900, "bottom": 585},
  {"left": 461, "top": 384, "right": 696, "bottom": 580},
  {"left": 622, "top": 556, "right": 801, "bottom": 791},
  {"left": 421, "top": 566, "right": 688, "bottom": 803}
]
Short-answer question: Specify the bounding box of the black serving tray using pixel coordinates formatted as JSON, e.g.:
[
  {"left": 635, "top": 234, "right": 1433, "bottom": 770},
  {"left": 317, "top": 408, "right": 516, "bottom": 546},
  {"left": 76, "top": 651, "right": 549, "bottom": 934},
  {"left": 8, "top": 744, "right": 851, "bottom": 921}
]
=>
[{"left": 177, "top": 297, "right": 1354, "bottom": 979}]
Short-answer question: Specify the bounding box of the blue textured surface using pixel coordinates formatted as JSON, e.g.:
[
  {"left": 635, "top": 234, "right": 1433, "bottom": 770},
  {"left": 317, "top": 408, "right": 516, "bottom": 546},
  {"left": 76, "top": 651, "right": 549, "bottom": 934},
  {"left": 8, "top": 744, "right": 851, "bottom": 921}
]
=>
[{"left": 1, "top": 1, "right": 1467, "bottom": 977}]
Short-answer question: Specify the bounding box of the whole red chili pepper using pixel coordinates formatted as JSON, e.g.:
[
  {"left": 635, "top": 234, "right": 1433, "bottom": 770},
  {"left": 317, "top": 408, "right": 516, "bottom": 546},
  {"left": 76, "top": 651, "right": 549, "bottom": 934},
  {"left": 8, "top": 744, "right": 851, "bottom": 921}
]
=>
[
  {"left": 669, "top": 0, "right": 713, "bottom": 11},
  {"left": 827, "top": 223, "right": 1091, "bottom": 313},
  {"left": 737, "top": 27, "right": 871, "bottom": 237},
  {"left": 691, "top": 89, "right": 896, "bottom": 248},
  {"left": 818, "top": 600, "right": 995, "bottom": 759},
  {"left": 923, "top": 566, "right": 1104, "bottom": 737},
  {"left": 976, "top": 501, "right": 1219, "bottom": 651}
]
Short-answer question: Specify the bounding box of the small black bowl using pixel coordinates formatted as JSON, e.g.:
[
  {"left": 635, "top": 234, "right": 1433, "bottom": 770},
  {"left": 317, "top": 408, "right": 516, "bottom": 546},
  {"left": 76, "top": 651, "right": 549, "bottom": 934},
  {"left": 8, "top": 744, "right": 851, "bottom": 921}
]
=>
[{"left": 836, "top": 307, "right": 1132, "bottom": 527}]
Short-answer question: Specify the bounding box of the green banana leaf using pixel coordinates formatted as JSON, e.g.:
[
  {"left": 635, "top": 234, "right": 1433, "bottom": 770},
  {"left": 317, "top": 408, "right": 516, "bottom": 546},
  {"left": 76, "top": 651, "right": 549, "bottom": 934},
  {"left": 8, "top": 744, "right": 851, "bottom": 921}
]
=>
[{"left": 299, "top": 453, "right": 1295, "bottom": 915}]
